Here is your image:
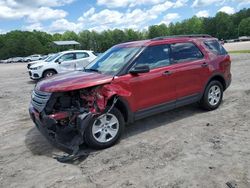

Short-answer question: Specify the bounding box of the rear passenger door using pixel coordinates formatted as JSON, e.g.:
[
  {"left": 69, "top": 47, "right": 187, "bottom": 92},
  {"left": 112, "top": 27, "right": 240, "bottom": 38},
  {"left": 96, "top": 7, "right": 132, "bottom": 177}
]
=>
[
  {"left": 170, "top": 42, "right": 210, "bottom": 100},
  {"left": 75, "top": 52, "right": 91, "bottom": 70}
]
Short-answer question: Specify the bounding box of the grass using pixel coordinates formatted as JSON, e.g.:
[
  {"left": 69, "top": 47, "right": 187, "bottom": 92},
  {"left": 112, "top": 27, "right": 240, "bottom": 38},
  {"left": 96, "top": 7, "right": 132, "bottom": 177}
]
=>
[{"left": 229, "top": 50, "right": 250, "bottom": 53}]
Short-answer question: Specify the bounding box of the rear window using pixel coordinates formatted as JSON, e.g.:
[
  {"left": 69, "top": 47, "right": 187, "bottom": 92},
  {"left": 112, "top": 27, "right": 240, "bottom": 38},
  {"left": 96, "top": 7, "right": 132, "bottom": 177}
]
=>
[
  {"left": 171, "top": 42, "right": 203, "bottom": 63},
  {"left": 204, "top": 40, "right": 227, "bottom": 55}
]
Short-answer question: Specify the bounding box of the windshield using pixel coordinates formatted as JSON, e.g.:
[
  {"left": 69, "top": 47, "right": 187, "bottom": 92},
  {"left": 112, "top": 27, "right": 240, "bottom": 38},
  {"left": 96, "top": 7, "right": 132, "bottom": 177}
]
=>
[
  {"left": 45, "top": 53, "right": 60, "bottom": 62},
  {"left": 85, "top": 46, "right": 141, "bottom": 75}
]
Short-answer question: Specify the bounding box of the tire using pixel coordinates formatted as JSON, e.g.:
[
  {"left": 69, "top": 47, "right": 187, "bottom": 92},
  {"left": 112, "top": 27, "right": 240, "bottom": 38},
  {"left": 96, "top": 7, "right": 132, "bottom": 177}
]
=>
[
  {"left": 200, "top": 80, "right": 223, "bottom": 110},
  {"left": 84, "top": 107, "right": 125, "bottom": 149},
  {"left": 43, "top": 70, "right": 56, "bottom": 78}
]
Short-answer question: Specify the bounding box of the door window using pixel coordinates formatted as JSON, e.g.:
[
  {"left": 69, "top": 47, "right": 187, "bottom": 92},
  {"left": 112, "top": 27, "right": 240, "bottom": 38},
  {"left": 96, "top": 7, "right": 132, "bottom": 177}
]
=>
[
  {"left": 58, "top": 53, "right": 75, "bottom": 62},
  {"left": 171, "top": 42, "right": 203, "bottom": 63},
  {"left": 76, "top": 52, "right": 89, "bottom": 59},
  {"left": 134, "top": 44, "right": 171, "bottom": 69}
]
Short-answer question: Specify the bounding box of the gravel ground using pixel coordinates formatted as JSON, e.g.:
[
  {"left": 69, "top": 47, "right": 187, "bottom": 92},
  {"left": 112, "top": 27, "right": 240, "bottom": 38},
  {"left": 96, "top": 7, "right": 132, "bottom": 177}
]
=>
[
  {"left": 224, "top": 41, "right": 250, "bottom": 51},
  {"left": 0, "top": 54, "right": 249, "bottom": 188}
]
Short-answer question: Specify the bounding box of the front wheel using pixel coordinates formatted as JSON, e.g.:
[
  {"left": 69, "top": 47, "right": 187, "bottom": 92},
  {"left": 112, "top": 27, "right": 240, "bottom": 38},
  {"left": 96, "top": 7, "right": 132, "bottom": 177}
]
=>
[
  {"left": 200, "top": 80, "right": 223, "bottom": 110},
  {"left": 84, "top": 107, "right": 125, "bottom": 149},
  {"left": 43, "top": 70, "right": 56, "bottom": 78}
]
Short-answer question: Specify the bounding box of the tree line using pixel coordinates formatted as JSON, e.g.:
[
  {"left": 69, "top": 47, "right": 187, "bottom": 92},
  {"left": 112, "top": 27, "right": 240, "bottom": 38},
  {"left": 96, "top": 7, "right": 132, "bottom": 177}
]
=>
[{"left": 0, "top": 8, "right": 250, "bottom": 59}]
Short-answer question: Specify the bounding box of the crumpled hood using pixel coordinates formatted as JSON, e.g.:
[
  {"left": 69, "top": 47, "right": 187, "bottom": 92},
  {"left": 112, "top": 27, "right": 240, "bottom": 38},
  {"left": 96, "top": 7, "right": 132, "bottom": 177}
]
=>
[{"left": 36, "top": 71, "right": 114, "bottom": 93}]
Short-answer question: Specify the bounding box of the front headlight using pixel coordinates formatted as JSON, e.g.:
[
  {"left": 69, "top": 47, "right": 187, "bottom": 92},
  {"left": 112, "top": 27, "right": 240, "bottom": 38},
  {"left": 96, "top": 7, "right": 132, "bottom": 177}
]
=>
[{"left": 31, "top": 65, "right": 43, "bottom": 70}]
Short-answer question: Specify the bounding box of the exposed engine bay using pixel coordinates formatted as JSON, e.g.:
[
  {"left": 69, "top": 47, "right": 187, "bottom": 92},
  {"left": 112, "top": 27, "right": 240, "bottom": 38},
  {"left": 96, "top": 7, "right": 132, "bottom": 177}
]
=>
[{"left": 30, "top": 85, "right": 118, "bottom": 162}]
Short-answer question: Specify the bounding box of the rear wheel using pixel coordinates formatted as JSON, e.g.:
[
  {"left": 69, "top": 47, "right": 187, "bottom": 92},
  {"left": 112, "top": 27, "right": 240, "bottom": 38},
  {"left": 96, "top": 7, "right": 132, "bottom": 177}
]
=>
[
  {"left": 200, "top": 80, "right": 223, "bottom": 110},
  {"left": 43, "top": 70, "right": 56, "bottom": 78},
  {"left": 84, "top": 107, "right": 125, "bottom": 149}
]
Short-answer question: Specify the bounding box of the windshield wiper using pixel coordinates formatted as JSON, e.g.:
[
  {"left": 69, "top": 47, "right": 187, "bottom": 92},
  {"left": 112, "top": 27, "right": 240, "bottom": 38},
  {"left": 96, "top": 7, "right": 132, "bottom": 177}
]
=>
[{"left": 84, "top": 68, "right": 100, "bottom": 73}]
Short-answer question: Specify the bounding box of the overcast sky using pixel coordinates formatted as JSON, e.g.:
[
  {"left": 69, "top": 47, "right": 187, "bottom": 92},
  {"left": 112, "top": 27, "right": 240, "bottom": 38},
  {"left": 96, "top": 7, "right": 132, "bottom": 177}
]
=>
[{"left": 0, "top": 0, "right": 249, "bottom": 33}]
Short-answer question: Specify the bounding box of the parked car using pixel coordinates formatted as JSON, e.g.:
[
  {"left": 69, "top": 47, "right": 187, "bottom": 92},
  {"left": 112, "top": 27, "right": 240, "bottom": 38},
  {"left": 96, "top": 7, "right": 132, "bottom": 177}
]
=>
[
  {"left": 11, "top": 57, "right": 24, "bottom": 63},
  {"left": 29, "top": 35, "right": 231, "bottom": 153},
  {"left": 23, "top": 54, "right": 42, "bottom": 62},
  {"left": 28, "top": 50, "right": 97, "bottom": 80},
  {"left": 27, "top": 54, "right": 55, "bottom": 69},
  {"left": 0, "top": 59, "right": 8, "bottom": 63},
  {"left": 6, "top": 58, "right": 14, "bottom": 63}
]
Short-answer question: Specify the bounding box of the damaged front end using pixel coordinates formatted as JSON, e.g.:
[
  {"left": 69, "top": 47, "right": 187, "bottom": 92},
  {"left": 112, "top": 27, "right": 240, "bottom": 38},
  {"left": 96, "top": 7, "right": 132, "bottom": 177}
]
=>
[{"left": 29, "top": 85, "right": 117, "bottom": 161}]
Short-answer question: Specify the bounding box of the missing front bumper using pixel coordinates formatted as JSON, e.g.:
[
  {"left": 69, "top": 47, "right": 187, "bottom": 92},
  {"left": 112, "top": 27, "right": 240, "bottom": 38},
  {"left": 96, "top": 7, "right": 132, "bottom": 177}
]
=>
[{"left": 29, "top": 106, "right": 92, "bottom": 154}]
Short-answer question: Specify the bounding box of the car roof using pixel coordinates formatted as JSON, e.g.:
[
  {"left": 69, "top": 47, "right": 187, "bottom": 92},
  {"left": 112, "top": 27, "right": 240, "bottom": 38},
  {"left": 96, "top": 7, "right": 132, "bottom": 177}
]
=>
[
  {"left": 116, "top": 35, "right": 217, "bottom": 48},
  {"left": 60, "top": 50, "right": 93, "bottom": 54}
]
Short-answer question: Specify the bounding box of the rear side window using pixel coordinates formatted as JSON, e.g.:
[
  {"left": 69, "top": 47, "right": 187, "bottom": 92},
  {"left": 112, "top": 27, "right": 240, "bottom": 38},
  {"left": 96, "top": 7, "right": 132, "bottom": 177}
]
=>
[
  {"left": 76, "top": 52, "right": 89, "bottom": 59},
  {"left": 204, "top": 40, "right": 227, "bottom": 55},
  {"left": 171, "top": 42, "right": 204, "bottom": 63}
]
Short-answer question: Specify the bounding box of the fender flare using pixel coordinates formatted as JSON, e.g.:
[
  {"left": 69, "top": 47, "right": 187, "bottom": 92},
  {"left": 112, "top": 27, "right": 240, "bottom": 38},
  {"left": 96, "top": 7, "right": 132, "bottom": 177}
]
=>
[
  {"left": 107, "top": 95, "right": 134, "bottom": 124},
  {"left": 202, "top": 73, "right": 226, "bottom": 95}
]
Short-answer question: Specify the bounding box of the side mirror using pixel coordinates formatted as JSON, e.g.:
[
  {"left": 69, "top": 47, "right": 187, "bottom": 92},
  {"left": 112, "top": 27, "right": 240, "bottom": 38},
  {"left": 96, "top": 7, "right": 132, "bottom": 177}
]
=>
[
  {"left": 57, "top": 59, "right": 62, "bottom": 64},
  {"left": 129, "top": 65, "right": 150, "bottom": 74}
]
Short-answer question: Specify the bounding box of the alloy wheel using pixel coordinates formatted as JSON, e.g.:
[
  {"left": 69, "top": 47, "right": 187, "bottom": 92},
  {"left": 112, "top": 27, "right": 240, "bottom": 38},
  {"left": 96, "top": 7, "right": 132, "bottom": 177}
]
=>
[
  {"left": 92, "top": 113, "right": 119, "bottom": 143},
  {"left": 208, "top": 85, "right": 221, "bottom": 106}
]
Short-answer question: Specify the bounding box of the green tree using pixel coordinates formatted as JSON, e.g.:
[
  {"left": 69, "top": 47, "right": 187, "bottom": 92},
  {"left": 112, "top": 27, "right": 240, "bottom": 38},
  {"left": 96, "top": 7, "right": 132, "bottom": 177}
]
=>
[
  {"left": 215, "top": 12, "right": 234, "bottom": 40},
  {"left": 239, "top": 17, "right": 250, "bottom": 36},
  {"left": 0, "top": 8, "right": 250, "bottom": 59},
  {"left": 61, "top": 31, "right": 79, "bottom": 41}
]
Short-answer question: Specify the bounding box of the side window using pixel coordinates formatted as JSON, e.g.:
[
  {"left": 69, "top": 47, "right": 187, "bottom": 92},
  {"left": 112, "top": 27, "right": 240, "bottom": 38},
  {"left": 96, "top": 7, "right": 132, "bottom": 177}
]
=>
[
  {"left": 134, "top": 44, "right": 170, "bottom": 69},
  {"left": 58, "top": 53, "right": 75, "bottom": 62},
  {"left": 76, "top": 52, "right": 89, "bottom": 59},
  {"left": 204, "top": 40, "right": 227, "bottom": 55},
  {"left": 171, "top": 42, "right": 203, "bottom": 63}
]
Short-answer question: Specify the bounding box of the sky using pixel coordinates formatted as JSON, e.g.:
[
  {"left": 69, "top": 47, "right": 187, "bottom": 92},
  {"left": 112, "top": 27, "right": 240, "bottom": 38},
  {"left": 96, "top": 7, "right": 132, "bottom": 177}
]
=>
[{"left": 0, "top": 0, "right": 249, "bottom": 34}]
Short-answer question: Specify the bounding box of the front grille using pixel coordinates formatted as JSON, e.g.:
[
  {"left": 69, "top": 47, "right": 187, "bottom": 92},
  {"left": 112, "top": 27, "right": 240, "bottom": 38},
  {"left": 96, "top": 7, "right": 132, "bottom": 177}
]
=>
[{"left": 31, "top": 90, "right": 51, "bottom": 112}]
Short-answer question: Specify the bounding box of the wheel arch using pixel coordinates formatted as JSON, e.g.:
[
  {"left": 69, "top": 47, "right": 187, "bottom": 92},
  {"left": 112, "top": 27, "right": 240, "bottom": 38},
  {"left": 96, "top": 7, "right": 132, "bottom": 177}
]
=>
[
  {"left": 204, "top": 73, "right": 226, "bottom": 92},
  {"left": 42, "top": 69, "right": 58, "bottom": 77},
  {"left": 107, "top": 95, "right": 134, "bottom": 125}
]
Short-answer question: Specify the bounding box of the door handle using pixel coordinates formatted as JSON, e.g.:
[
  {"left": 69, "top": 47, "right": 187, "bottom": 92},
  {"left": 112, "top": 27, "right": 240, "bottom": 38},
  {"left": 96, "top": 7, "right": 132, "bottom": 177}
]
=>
[
  {"left": 201, "top": 62, "right": 208, "bottom": 67},
  {"left": 162, "top": 71, "right": 172, "bottom": 76}
]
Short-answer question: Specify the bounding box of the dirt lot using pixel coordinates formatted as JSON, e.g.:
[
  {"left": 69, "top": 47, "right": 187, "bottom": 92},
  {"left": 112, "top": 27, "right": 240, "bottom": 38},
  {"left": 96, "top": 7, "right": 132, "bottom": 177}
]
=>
[
  {"left": 224, "top": 41, "right": 250, "bottom": 51},
  {"left": 0, "top": 54, "right": 250, "bottom": 188}
]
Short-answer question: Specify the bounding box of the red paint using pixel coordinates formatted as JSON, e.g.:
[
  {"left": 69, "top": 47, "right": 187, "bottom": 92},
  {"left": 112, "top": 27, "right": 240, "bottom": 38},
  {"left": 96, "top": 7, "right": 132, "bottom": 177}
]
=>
[
  {"left": 34, "top": 37, "right": 231, "bottom": 114},
  {"left": 48, "top": 112, "right": 69, "bottom": 120},
  {"left": 36, "top": 71, "right": 113, "bottom": 92}
]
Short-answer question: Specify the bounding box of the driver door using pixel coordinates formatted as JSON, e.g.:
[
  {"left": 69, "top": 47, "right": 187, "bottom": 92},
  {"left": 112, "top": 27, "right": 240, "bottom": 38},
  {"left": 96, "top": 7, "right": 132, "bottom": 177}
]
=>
[
  {"left": 57, "top": 53, "right": 76, "bottom": 72},
  {"left": 114, "top": 44, "right": 177, "bottom": 113}
]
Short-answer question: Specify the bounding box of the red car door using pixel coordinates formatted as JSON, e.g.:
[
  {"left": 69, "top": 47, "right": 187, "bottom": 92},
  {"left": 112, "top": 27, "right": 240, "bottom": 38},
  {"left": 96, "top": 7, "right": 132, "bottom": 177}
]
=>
[
  {"left": 170, "top": 42, "right": 210, "bottom": 100},
  {"left": 113, "top": 44, "right": 177, "bottom": 112}
]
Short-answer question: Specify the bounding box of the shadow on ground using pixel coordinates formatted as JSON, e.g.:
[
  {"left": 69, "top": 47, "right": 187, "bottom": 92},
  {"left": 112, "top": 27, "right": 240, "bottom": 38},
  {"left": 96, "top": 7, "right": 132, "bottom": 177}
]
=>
[
  {"left": 27, "top": 80, "right": 38, "bottom": 85},
  {"left": 25, "top": 103, "right": 205, "bottom": 163},
  {"left": 25, "top": 127, "right": 60, "bottom": 157}
]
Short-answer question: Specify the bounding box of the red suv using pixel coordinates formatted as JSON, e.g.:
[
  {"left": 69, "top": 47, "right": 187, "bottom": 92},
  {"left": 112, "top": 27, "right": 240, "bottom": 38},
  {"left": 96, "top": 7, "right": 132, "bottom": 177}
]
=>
[{"left": 29, "top": 35, "right": 231, "bottom": 152}]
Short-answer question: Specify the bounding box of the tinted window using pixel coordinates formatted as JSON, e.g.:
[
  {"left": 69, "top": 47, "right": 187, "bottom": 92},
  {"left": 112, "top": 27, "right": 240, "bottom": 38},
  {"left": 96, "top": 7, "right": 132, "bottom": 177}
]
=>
[
  {"left": 204, "top": 40, "right": 227, "bottom": 55},
  {"left": 76, "top": 52, "right": 89, "bottom": 59},
  {"left": 58, "top": 53, "right": 75, "bottom": 62},
  {"left": 134, "top": 44, "right": 170, "bottom": 69},
  {"left": 171, "top": 42, "right": 203, "bottom": 63}
]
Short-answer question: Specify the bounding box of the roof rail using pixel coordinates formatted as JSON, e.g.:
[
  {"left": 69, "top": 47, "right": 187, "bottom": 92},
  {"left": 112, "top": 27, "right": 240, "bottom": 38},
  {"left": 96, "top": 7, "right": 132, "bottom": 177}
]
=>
[{"left": 152, "top": 34, "right": 212, "bottom": 41}]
